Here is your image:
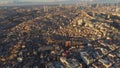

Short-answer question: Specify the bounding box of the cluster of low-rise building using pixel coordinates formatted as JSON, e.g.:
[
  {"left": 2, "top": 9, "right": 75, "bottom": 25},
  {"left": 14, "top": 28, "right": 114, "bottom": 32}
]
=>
[{"left": 0, "top": 4, "right": 120, "bottom": 68}]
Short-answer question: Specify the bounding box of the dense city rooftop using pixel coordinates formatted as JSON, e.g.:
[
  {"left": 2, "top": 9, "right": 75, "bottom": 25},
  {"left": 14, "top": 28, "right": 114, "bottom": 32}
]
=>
[{"left": 0, "top": 4, "right": 120, "bottom": 68}]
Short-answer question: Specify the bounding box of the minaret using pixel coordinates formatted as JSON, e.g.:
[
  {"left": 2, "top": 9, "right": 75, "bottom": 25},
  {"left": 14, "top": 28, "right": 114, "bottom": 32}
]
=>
[
  {"left": 57, "top": 3, "right": 62, "bottom": 11},
  {"left": 75, "top": 0, "right": 79, "bottom": 9},
  {"left": 44, "top": 5, "right": 48, "bottom": 12},
  {"left": 43, "top": 0, "right": 48, "bottom": 12}
]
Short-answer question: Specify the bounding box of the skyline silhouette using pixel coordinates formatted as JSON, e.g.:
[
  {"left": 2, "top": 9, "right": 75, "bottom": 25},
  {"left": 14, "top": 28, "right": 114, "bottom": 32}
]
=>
[
  {"left": 0, "top": 0, "right": 119, "bottom": 2},
  {"left": 0, "top": 0, "right": 119, "bottom": 6}
]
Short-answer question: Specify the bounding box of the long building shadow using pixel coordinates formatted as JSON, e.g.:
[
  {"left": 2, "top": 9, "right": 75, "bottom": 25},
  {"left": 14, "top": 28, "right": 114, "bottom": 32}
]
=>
[
  {"left": 0, "top": 21, "right": 22, "bottom": 31},
  {"left": 90, "top": 18, "right": 120, "bottom": 31},
  {"left": 110, "top": 21, "right": 120, "bottom": 30}
]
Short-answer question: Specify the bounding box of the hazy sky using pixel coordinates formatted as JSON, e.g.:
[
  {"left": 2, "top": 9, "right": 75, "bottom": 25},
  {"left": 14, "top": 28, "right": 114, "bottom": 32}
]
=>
[
  {"left": 0, "top": 0, "right": 68, "bottom": 2},
  {"left": 0, "top": 0, "right": 119, "bottom": 3},
  {"left": 19, "top": 0, "right": 63, "bottom": 2}
]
